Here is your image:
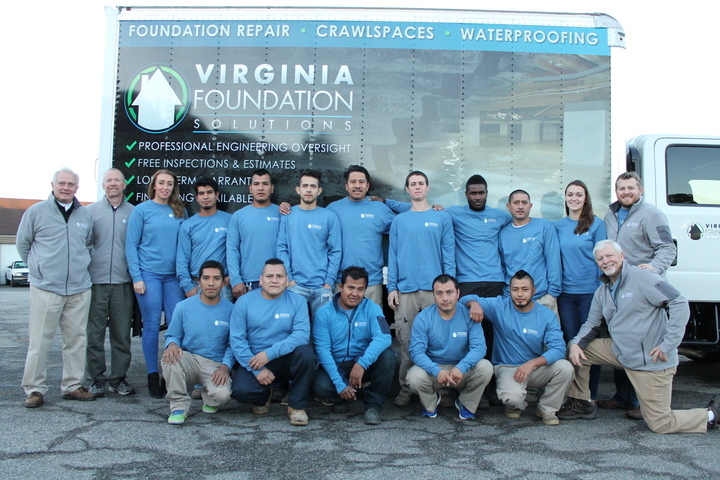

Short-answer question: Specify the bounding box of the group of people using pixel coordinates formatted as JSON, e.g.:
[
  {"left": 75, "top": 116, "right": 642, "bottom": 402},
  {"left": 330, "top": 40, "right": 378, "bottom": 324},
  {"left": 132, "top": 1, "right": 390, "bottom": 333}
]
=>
[{"left": 16, "top": 164, "right": 718, "bottom": 433}]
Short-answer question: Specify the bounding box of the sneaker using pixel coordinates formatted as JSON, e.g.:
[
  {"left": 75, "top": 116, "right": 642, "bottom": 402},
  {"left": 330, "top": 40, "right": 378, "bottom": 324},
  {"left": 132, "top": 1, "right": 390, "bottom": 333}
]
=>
[
  {"left": 706, "top": 396, "right": 719, "bottom": 430},
  {"left": 252, "top": 387, "right": 273, "bottom": 415},
  {"left": 148, "top": 373, "right": 163, "bottom": 399},
  {"left": 108, "top": 378, "right": 136, "bottom": 396},
  {"left": 535, "top": 408, "right": 560, "bottom": 426},
  {"left": 625, "top": 408, "right": 643, "bottom": 420},
  {"left": 315, "top": 397, "right": 334, "bottom": 406},
  {"left": 455, "top": 399, "right": 475, "bottom": 420},
  {"left": 62, "top": 386, "right": 96, "bottom": 401},
  {"left": 90, "top": 381, "right": 106, "bottom": 397},
  {"left": 505, "top": 408, "right": 522, "bottom": 419},
  {"left": 202, "top": 404, "right": 219, "bottom": 414},
  {"left": 288, "top": 407, "right": 309, "bottom": 426},
  {"left": 24, "top": 391, "right": 43, "bottom": 408},
  {"left": 168, "top": 410, "right": 187, "bottom": 425},
  {"left": 364, "top": 408, "right": 382, "bottom": 425},
  {"left": 333, "top": 401, "right": 350, "bottom": 414},
  {"left": 280, "top": 395, "right": 289, "bottom": 406},
  {"left": 191, "top": 387, "right": 205, "bottom": 400},
  {"left": 557, "top": 397, "right": 597, "bottom": 420},
  {"left": 394, "top": 393, "right": 412, "bottom": 408},
  {"left": 421, "top": 393, "right": 442, "bottom": 418}
]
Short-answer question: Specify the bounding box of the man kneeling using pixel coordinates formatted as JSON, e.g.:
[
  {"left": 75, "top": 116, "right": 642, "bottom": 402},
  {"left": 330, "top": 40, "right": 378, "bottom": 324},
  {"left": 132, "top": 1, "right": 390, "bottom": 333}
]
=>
[
  {"left": 407, "top": 274, "right": 492, "bottom": 420},
  {"left": 162, "top": 261, "right": 234, "bottom": 424},
  {"left": 461, "top": 270, "right": 573, "bottom": 425},
  {"left": 313, "top": 266, "right": 396, "bottom": 425}
]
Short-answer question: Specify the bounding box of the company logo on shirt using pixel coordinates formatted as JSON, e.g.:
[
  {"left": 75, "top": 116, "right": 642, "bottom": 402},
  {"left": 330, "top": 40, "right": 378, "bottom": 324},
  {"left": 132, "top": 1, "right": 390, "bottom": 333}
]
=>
[
  {"left": 275, "top": 313, "right": 292, "bottom": 319},
  {"left": 76, "top": 222, "right": 88, "bottom": 230},
  {"left": 214, "top": 320, "right": 229, "bottom": 326},
  {"left": 354, "top": 321, "right": 368, "bottom": 327},
  {"left": 452, "top": 331, "right": 468, "bottom": 337},
  {"left": 522, "top": 236, "right": 536, "bottom": 243},
  {"left": 307, "top": 224, "right": 323, "bottom": 230},
  {"left": 360, "top": 213, "right": 375, "bottom": 219},
  {"left": 424, "top": 222, "right": 439, "bottom": 228},
  {"left": 215, "top": 227, "right": 228, "bottom": 233},
  {"left": 620, "top": 292, "right": 634, "bottom": 299},
  {"left": 522, "top": 328, "right": 539, "bottom": 335},
  {"left": 122, "top": 219, "right": 127, "bottom": 224},
  {"left": 267, "top": 216, "right": 279, "bottom": 222},
  {"left": 484, "top": 218, "right": 497, "bottom": 224},
  {"left": 625, "top": 222, "right": 639, "bottom": 228},
  {"left": 169, "top": 214, "right": 174, "bottom": 218}
]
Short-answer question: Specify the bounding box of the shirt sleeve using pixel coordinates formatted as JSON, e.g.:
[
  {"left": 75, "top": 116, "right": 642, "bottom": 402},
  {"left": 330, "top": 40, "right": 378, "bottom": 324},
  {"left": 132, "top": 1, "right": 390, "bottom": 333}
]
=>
[
  {"left": 324, "top": 211, "right": 342, "bottom": 286},
  {"left": 544, "top": 221, "right": 562, "bottom": 297},
  {"left": 409, "top": 311, "right": 441, "bottom": 377},
  {"left": 312, "top": 308, "right": 348, "bottom": 393},
  {"left": 176, "top": 224, "right": 194, "bottom": 293},
  {"left": 125, "top": 208, "right": 143, "bottom": 283},
  {"left": 226, "top": 213, "right": 243, "bottom": 287},
  {"left": 265, "top": 295, "right": 311, "bottom": 361}
]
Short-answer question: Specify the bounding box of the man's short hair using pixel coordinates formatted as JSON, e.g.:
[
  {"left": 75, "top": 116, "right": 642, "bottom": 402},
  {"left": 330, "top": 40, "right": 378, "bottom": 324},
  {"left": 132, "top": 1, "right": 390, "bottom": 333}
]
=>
[
  {"left": 194, "top": 177, "right": 219, "bottom": 194},
  {"left": 405, "top": 170, "right": 429, "bottom": 188},
  {"left": 511, "top": 269, "right": 535, "bottom": 288},
  {"left": 299, "top": 169, "right": 322, "bottom": 185},
  {"left": 466, "top": 174, "right": 487, "bottom": 191},
  {"left": 52, "top": 167, "right": 79, "bottom": 185},
  {"left": 508, "top": 189, "right": 531, "bottom": 203},
  {"left": 615, "top": 171, "right": 643, "bottom": 189},
  {"left": 199, "top": 260, "right": 225, "bottom": 279},
  {"left": 432, "top": 274, "right": 459, "bottom": 290},
  {"left": 593, "top": 239, "right": 624, "bottom": 257},
  {"left": 252, "top": 169, "right": 273, "bottom": 184},
  {"left": 103, "top": 168, "right": 125, "bottom": 182},
  {"left": 340, "top": 266, "right": 369, "bottom": 286},
  {"left": 344, "top": 165, "right": 370, "bottom": 183},
  {"left": 262, "top": 258, "right": 287, "bottom": 274}
]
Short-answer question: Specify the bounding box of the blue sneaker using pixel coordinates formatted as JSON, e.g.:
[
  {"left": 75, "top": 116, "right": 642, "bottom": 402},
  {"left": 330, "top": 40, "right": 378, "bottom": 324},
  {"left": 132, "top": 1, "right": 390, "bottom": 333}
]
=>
[
  {"left": 455, "top": 399, "right": 475, "bottom": 420},
  {"left": 421, "top": 393, "right": 442, "bottom": 418}
]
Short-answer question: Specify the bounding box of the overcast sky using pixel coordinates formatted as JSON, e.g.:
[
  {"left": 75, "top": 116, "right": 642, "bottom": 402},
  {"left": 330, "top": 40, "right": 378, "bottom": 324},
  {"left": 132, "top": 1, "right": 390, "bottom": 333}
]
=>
[{"left": 2, "top": 0, "right": 718, "bottom": 201}]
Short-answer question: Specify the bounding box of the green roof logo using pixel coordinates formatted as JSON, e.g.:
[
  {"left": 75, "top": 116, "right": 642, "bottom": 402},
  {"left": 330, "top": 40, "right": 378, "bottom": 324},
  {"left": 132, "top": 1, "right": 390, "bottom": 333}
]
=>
[{"left": 125, "top": 65, "right": 189, "bottom": 133}]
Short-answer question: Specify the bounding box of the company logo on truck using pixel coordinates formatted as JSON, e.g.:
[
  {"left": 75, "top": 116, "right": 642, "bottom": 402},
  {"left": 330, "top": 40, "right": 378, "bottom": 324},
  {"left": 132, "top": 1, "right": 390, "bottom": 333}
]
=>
[
  {"left": 125, "top": 65, "right": 189, "bottom": 133},
  {"left": 687, "top": 223, "right": 703, "bottom": 240}
]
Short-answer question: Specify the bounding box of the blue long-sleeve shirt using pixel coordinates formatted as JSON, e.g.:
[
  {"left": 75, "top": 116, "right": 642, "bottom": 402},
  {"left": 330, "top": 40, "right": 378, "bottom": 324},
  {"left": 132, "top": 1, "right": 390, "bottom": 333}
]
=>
[
  {"left": 164, "top": 295, "right": 235, "bottom": 369},
  {"left": 459, "top": 295, "right": 566, "bottom": 366},
  {"left": 387, "top": 209, "right": 455, "bottom": 293},
  {"left": 313, "top": 294, "right": 392, "bottom": 393},
  {"left": 409, "top": 304, "right": 487, "bottom": 377},
  {"left": 326, "top": 197, "right": 396, "bottom": 285},
  {"left": 226, "top": 204, "right": 281, "bottom": 286},
  {"left": 447, "top": 205, "right": 511, "bottom": 283},
  {"left": 498, "top": 218, "right": 561, "bottom": 298},
  {"left": 230, "top": 289, "right": 310, "bottom": 377},
  {"left": 176, "top": 211, "right": 231, "bottom": 293},
  {"left": 126, "top": 200, "right": 186, "bottom": 282},
  {"left": 277, "top": 206, "right": 342, "bottom": 288},
  {"left": 554, "top": 216, "right": 606, "bottom": 294}
]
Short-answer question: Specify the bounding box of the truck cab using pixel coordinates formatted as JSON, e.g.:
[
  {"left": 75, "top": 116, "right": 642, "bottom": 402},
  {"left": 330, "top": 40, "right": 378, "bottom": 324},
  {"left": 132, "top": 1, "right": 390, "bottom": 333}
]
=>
[{"left": 628, "top": 134, "right": 720, "bottom": 359}]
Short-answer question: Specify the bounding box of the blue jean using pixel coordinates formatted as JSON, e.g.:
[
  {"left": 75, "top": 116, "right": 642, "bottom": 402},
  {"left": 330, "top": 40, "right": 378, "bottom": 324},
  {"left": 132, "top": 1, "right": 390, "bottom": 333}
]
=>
[
  {"left": 557, "top": 292, "right": 601, "bottom": 399},
  {"left": 135, "top": 271, "right": 185, "bottom": 374},
  {"left": 313, "top": 347, "right": 397, "bottom": 411},
  {"left": 288, "top": 284, "right": 332, "bottom": 319}
]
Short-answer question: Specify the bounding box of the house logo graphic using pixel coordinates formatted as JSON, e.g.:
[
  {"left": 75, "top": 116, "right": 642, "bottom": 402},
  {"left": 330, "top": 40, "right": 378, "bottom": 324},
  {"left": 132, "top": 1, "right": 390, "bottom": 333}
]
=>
[{"left": 125, "top": 65, "right": 189, "bottom": 133}]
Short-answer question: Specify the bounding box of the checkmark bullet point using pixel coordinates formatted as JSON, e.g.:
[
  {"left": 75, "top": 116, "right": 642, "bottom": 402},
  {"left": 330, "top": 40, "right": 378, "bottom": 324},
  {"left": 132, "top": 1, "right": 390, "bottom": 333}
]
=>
[
  {"left": 125, "top": 158, "right": 137, "bottom": 167},
  {"left": 126, "top": 141, "right": 137, "bottom": 151},
  {"left": 125, "top": 175, "right": 135, "bottom": 185},
  {"left": 125, "top": 193, "right": 133, "bottom": 201}
]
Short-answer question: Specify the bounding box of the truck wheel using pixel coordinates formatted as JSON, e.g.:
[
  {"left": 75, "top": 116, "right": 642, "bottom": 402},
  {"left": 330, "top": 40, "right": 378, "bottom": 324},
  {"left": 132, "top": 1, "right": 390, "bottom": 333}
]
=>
[
  {"left": 4, "top": 277, "right": 9, "bottom": 285},
  {"left": 11, "top": 280, "right": 18, "bottom": 287}
]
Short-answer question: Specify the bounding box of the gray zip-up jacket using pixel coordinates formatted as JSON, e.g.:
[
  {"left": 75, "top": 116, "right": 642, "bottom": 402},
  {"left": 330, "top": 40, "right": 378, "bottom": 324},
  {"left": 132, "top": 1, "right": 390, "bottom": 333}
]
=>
[
  {"left": 570, "top": 262, "right": 689, "bottom": 371},
  {"left": 87, "top": 196, "right": 134, "bottom": 284},
  {"left": 16, "top": 194, "right": 92, "bottom": 295},
  {"left": 603, "top": 197, "right": 675, "bottom": 275}
]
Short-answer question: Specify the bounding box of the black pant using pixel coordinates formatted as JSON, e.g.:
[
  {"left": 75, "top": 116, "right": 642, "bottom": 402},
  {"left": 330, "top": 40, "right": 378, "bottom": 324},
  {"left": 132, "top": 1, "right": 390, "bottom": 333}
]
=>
[{"left": 231, "top": 345, "right": 316, "bottom": 410}]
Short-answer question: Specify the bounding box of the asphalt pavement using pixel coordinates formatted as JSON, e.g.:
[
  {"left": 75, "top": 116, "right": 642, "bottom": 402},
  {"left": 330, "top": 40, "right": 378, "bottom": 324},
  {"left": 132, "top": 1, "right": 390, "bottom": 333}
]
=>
[{"left": 0, "top": 285, "right": 718, "bottom": 479}]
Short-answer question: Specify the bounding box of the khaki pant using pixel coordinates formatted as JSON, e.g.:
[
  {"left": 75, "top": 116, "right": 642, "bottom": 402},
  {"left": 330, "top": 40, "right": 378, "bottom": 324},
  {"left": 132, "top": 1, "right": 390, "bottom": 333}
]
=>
[
  {"left": 394, "top": 290, "right": 435, "bottom": 395},
  {"left": 22, "top": 286, "right": 91, "bottom": 395},
  {"left": 568, "top": 338, "right": 707, "bottom": 434},
  {"left": 494, "top": 360, "right": 573, "bottom": 416},
  {"left": 537, "top": 293, "right": 559, "bottom": 318},
  {"left": 162, "top": 352, "right": 232, "bottom": 412},
  {"left": 407, "top": 360, "right": 493, "bottom": 414}
]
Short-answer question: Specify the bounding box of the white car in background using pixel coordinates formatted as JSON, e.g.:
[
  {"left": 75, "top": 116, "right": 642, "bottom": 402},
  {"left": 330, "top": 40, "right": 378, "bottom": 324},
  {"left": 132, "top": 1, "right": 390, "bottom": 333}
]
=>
[{"left": 5, "top": 260, "right": 29, "bottom": 287}]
